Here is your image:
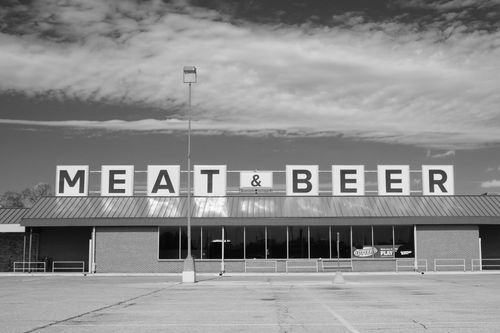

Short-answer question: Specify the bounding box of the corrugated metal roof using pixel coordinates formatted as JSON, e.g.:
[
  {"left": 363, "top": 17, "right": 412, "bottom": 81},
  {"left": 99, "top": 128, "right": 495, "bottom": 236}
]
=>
[
  {"left": 21, "top": 195, "right": 500, "bottom": 220},
  {"left": 0, "top": 208, "right": 28, "bottom": 224}
]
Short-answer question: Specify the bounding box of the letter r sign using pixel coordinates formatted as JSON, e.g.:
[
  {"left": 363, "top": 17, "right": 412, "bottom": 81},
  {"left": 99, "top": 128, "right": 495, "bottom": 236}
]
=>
[{"left": 422, "top": 165, "right": 454, "bottom": 195}]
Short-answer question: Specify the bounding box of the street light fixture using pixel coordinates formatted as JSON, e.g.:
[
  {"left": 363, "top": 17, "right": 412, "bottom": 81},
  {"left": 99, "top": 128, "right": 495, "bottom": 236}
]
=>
[{"left": 182, "top": 66, "right": 197, "bottom": 283}]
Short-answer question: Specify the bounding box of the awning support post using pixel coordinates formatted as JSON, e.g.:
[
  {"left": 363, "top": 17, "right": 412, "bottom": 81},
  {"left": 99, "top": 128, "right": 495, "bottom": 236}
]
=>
[
  {"left": 413, "top": 225, "right": 418, "bottom": 271},
  {"left": 22, "top": 234, "right": 26, "bottom": 272},
  {"left": 220, "top": 227, "right": 225, "bottom": 275},
  {"left": 28, "top": 227, "right": 32, "bottom": 273}
]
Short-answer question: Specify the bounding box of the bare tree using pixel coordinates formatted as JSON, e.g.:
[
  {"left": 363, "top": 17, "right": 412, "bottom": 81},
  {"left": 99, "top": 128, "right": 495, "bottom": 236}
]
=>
[
  {"left": 0, "top": 183, "right": 52, "bottom": 208},
  {"left": 0, "top": 191, "right": 24, "bottom": 208},
  {"left": 21, "top": 183, "right": 52, "bottom": 207}
]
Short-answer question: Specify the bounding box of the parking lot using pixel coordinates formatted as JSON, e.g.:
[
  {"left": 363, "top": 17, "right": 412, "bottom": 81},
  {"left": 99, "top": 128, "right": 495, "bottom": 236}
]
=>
[{"left": 1, "top": 272, "right": 500, "bottom": 332}]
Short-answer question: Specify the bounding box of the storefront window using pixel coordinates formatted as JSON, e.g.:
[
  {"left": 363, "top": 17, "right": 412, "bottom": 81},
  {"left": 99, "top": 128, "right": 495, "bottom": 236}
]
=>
[
  {"left": 224, "top": 226, "right": 244, "bottom": 259},
  {"left": 332, "top": 226, "right": 351, "bottom": 258},
  {"left": 168, "top": 224, "right": 414, "bottom": 261},
  {"left": 267, "top": 226, "right": 287, "bottom": 258},
  {"left": 202, "top": 226, "right": 221, "bottom": 259},
  {"left": 245, "top": 226, "right": 265, "bottom": 259},
  {"left": 289, "top": 226, "right": 308, "bottom": 258},
  {"left": 394, "top": 225, "right": 414, "bottom": 258},
  {"left": 159, "top": 226, "right": 180, "bottom": 259},
  {"left": 373, "top": 225, "right": 394, "bottom": 258},
  {"left": 181, "top": 226, "right": 201, "bottom": 259},
  {"left": 310, "top": 226, "right": 329, "bottom": 259},
  {"left": 352, "top": 226, "right": 373, "bottom": 258}
]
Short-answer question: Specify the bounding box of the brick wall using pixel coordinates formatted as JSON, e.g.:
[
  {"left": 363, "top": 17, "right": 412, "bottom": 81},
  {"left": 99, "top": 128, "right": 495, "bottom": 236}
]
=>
[
  {"left": 353, "top": 259, "right": 396, "bottom": 272},
  {"left": 417, "top": 225, "right": 479, "bottom": 271},
  {"left": 96, "top": 226, "right": 159, "bottom": 273},
  {"left": 0, "top": 233, "right": 24, "bottom": 271},
  {"left": 0, "top": 233, "right": 40, "bottom": 272}
]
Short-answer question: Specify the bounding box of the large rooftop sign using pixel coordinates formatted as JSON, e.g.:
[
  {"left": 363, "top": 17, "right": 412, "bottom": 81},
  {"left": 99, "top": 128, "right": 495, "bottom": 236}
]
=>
[{"left": 56, "top": 165, "right": 454, "bottom": 197}]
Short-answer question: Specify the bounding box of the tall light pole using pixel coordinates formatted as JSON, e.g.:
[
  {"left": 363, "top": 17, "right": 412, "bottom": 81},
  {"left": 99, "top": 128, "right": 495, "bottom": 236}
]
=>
[{"left": 182, "top": 66, "right": 197, "bottom": 283}]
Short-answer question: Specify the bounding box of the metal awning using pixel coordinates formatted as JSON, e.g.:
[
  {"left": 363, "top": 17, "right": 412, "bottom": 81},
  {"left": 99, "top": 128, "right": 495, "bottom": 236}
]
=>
[
  {"left": 0, "top": 208, "right": 28, "bottom": 224},
  {"left": 20, "top": 195, "right": 500, "bottom": 227}
]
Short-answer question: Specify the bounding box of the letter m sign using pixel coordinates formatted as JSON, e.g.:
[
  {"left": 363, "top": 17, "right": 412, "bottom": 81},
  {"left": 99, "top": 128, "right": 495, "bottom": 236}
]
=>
[{"left": 56, "top": 165, "right": 89, "bottom": 196}]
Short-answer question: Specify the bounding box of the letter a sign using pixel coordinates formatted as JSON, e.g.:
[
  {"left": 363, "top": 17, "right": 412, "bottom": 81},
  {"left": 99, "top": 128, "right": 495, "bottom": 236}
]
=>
[{"left": 147, "top": 165, "right": 180, "bottom": 196}]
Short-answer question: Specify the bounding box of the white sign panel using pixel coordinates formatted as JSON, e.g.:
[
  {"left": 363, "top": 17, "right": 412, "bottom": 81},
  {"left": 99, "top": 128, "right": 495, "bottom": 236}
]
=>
[
  {"left": 240, "top": 171, "right": 273, "bottom": 189},
  {"left": 194, "top": 165, "right": 227, "bottom": 196},
  {"left": 422, "top": 165, "right": 454, "bottom": 195},
  {"left": 147, "top": 165, "right": 180, "bottom": 196},
  {"left": 101, "top": 165, "right": 134, "bottom": 196},
  {"left": 56, "top": 165, "right": 89, "bottom": 196},
  {"left": 286, "top": 165, "right": 319, "bottom": 196},
  {"left": 332, "top": 165, "right": 365, "bottom": 195},
  {"left": 377, "top": 165, "right": 410, "bottom": 195},
  {"left": 0, "top": 224, "right": 25, "bottom": 233}
]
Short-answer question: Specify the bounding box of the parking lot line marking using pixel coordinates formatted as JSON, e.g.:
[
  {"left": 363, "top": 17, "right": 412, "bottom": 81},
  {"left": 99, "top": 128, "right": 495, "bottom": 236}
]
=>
[
  {"left": 296, "top": 285, "right": 361, "bottom": 333},
  {"left": 320, "top": 303, "right": 361, "bottom": 333},
  {"left": 23, "top": 283, "right": 180, "bottom": 333}
]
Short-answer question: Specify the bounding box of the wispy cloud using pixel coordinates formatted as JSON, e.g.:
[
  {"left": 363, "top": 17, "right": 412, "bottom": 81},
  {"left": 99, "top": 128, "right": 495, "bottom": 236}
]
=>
[
  {"left": 0, "top": 117, "right": 291, "bottom": 134},
  {"left": 481, "top": 179, "right": 500, "bottom": 188},
  {"left": 486, "top": 165, "right": 500, "bottom": 172},
  {"left": 426, "top": 150, "right": 456, "bottom": 158},
  {"left": 0, "top": 0, "right": 499, "bottom": 149},
  {"left": 393, "top": 0, "right": 500, "bottom": 10}
]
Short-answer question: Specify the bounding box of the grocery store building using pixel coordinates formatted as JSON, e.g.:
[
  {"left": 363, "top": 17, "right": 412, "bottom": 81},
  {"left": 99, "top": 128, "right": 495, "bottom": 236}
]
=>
[{"left": 2, "top": 164, "right": 500, "bottom": 273}]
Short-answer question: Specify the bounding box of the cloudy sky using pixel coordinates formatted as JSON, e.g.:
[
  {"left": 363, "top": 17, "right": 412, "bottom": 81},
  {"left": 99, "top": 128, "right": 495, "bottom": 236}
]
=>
[{"left": 1, "top": 0, "right": 500, "bottom": 194}]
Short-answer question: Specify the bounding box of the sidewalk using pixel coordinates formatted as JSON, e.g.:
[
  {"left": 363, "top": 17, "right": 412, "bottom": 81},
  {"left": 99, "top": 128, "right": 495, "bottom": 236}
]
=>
[{"left": 2, "top": 270, "right": 500, "bottom": 277}]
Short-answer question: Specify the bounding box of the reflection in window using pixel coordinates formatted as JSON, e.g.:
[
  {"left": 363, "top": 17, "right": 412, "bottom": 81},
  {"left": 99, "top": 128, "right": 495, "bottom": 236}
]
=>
[
  {"left": 245, "top": 226, "right": 265, "bottom": 259},
  {"left": 202, "top": 226, "right": 221, "bottom": 259},
  {"left": 289, "top": 226, "right": 308, "bottom": 258},
  {"left": 267, "top": 226, "right": 287, "bottom": 258},
  {"left": 164, "top": 224, "right": 414, "bottom": 261},
  {"left": 373, "top": 225, "right": 394, "bottom": 258},
  {"left": 394, "top": 225, "right": 414, "bottom": 258},
  {"left": 373, "top": 226, "right": 393, "bottom": 245},
  {"left": 332, "top": 226, "right": 351, "bottom": 258},
  {"left": 181, "top": 226, "right": 201, "bottom": 259},
  {"left": 310, "top": 226, "right": 329, "bottom": 259},
  {"left": 352, "top": 226, "right": 373, "bottom": 258},
  {"left": 224, "top": 226, "right": 244, "bottom": 259},
  {"left": 352, "top": 226, "right": 371, "bottom": 249},
  {"left": 159, "top": 227, "right": 180, "bottom": 259}
]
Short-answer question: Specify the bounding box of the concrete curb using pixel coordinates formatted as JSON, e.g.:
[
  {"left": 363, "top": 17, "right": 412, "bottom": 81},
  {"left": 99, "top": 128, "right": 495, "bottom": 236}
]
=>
[{"left": 2, "top": 270, "right": 500, "bottom": 277}]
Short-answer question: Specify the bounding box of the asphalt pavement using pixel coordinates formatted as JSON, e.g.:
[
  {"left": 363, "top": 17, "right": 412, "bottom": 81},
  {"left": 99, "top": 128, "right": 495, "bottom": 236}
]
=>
[{"left": 1, "top": 272, "right": 500, "bottom": 332}]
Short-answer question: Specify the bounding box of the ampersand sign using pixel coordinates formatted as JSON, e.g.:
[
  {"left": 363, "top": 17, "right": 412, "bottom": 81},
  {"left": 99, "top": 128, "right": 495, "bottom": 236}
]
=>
[{"left": 251, "top": 175, "right": 262, "bottom": 187}]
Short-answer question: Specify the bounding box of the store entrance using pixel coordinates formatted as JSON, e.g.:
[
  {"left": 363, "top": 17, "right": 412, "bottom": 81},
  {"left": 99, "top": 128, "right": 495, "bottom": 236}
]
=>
[
  {"left": 34, "top": 227, "right": 91, "bottom": 272},
  {"left": 479, "top": 226, "right": 500, "bottom": 267}
]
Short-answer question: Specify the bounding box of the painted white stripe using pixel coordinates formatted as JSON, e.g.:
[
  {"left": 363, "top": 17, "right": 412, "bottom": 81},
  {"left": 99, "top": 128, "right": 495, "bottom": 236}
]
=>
[
  {"left": 321, "top": 303, "right": 361, "bottom": 333},
  {"left": 297, "top": 284, "right": 361, "bottom": 333}
]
